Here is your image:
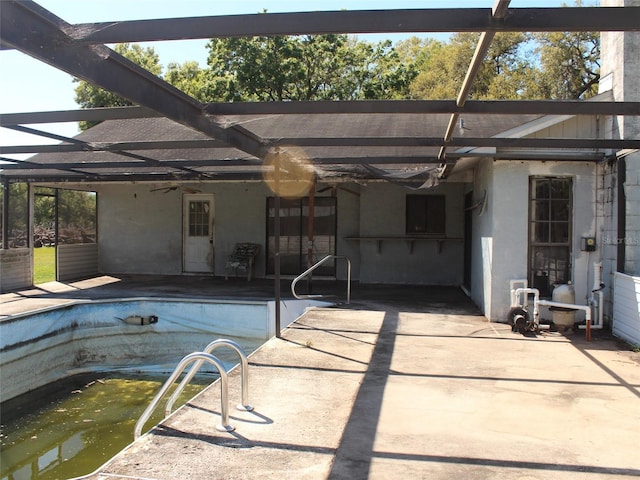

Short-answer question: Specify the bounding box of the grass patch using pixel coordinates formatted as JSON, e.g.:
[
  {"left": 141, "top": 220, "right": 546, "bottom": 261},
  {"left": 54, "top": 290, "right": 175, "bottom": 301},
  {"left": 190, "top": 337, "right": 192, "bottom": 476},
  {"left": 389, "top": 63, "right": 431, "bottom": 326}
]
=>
[{"left": 33, "top": 246, "right": 56, "bottom": 284}]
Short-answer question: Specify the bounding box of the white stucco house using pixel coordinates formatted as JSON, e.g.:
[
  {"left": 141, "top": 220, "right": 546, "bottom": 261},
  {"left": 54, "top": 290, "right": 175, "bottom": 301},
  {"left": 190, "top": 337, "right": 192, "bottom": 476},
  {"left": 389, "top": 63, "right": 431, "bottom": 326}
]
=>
[{"left": 1, "top": 2, "right": 639, "bottom": 344}]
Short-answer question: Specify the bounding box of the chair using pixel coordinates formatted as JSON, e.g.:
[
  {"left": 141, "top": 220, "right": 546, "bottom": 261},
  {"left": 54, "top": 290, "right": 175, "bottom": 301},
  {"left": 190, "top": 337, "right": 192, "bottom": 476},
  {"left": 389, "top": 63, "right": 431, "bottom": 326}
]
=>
[{"left": 225, "top": 243, "right": 261, "bottom": 281}]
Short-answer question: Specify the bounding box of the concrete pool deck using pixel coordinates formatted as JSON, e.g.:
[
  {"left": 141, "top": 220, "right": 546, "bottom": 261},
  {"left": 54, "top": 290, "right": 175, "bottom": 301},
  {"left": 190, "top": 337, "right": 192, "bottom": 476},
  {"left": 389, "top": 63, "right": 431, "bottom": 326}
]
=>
[{"left": 2, "top": 276, "right": 640, "bottom": 479}]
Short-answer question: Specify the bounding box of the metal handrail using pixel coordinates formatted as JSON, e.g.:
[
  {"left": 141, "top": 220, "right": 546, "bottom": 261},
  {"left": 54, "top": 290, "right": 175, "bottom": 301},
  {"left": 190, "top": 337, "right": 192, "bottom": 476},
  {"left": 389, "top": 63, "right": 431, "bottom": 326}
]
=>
[
  {"left": 134, "top": 352, "right": 233, "bottom": 439},
  {"left": 291, "top": 255, "right": 351, "bottom": 304},
  {"left": 165, "top": 339, "right": 252, "bottom": 416}
]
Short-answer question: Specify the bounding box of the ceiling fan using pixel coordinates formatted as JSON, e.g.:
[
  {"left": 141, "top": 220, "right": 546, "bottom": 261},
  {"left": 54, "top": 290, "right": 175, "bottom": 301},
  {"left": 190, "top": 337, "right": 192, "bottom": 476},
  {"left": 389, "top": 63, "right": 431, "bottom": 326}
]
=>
[{"left": 150, "top": 185, "right": 202, "bottom": 194}]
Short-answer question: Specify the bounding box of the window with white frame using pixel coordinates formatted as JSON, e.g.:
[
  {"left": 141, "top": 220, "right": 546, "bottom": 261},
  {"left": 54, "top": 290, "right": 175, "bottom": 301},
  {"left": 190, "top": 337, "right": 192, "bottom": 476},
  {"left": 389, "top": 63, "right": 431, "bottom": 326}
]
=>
[{"left": 528, "top": 177, "right": 572, "bottom": 297}]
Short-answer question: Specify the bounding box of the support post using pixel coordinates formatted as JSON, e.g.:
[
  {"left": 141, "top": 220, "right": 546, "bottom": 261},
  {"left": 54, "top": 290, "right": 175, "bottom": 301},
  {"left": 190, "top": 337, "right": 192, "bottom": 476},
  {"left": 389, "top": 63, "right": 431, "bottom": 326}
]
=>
[
  {"left": 274, "top": 156, "right": 281, "bottom": 338},
  {"left": 2, "top": 178, "right": 9, "bottom": 249},
  {"left": 307, "top": 180, "right": 315, "bottom": 294}
]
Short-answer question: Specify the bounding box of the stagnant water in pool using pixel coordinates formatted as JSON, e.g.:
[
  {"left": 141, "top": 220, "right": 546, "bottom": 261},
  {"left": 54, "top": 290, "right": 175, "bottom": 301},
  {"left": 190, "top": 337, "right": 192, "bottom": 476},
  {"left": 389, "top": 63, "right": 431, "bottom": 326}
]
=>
[{"left": 0, "top": 372, "right": 212, "bottom": 480}]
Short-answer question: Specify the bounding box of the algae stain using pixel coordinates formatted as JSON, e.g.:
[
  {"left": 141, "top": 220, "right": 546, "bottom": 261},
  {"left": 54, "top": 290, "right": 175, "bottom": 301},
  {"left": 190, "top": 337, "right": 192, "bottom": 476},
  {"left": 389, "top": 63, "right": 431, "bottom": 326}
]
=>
[{"left": 1, "top": 374, "right": 209, "bottom": 480}]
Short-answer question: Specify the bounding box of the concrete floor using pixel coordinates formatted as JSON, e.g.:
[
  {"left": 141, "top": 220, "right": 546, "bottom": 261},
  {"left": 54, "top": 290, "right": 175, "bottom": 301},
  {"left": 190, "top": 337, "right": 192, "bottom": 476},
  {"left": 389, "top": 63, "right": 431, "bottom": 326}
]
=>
[{"left": 2, "top": 276, "right": 640, "bottom": 479}]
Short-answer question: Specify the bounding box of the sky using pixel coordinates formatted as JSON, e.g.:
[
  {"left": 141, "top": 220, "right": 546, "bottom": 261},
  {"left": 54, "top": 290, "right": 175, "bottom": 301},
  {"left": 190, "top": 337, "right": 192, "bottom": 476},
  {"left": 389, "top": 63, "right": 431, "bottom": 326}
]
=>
[{"left": 0, "top": 0, "right": 567, "bottom": 159}]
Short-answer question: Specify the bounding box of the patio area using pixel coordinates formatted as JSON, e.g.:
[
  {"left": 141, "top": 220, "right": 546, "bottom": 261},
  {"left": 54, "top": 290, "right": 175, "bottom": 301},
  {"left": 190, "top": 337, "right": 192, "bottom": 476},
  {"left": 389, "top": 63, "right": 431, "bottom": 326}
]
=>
[{"left": 2, "top": 276, "right": 639, "bottom": 479}]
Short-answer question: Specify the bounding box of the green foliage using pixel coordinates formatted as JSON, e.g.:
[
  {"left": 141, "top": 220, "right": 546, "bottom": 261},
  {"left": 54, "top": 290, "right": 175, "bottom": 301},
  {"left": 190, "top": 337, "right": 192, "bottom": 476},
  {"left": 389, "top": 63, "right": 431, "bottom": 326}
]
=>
[
  {"left": 34, "top": 187, "right": 56, "bottom": 228},
  {"left": 74, "top": 44, "right": 162, "bottom": 129},
  {"left": 204, "top": 34, "right": 414, "bottom": 101},
  {"left": 58, "top": 190, "right": 97, "bottom": 232},
  {"left": 164, "top": 61, "right": 213, "bottom": 102},
  {"left": 534, "top": 30, "right": 600, "bottom": 99},
  {"left": 407, "top": 32, "right": 540, "bottom": 100},
  {"left": 5, "top": 183, "right": 28, "bottom": 247},
  {"left": 73, "top": 7, "right": 601, "bottom": 112}
]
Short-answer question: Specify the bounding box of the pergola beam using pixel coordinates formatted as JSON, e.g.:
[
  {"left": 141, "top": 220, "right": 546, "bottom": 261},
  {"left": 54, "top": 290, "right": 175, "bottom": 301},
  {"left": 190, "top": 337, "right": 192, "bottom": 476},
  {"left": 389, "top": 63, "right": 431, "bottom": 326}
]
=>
[
  {"left": 2, "top": 137, "right": 638, "bottom": 155},
  {"left": 440, "top": 0, "right": 511, "bottom": 164},
  {"left": 3, "top": 100, "right": 638, "bottom": 128},
  {"left": 0, "top": 0, "right": 268, "bottom": 160},
  {"left": 0, "top": 147, "right": 612, "bottom": 171},
  {"left": 0, "top": 106, "right": 163, "bottom": 125},
  {"left": 40, "top": 7, "right": 640, "bottom": 47}
]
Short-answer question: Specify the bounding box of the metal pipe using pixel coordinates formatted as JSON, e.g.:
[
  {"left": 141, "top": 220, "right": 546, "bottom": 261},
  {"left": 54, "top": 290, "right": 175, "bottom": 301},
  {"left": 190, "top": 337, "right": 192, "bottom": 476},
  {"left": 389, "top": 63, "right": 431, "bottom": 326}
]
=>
[
  {"left": 165, "top": 339, "right": 252, "bottom": 416},
  {"left": 134, "top": 351, "right": 232, "bottom": 439}
]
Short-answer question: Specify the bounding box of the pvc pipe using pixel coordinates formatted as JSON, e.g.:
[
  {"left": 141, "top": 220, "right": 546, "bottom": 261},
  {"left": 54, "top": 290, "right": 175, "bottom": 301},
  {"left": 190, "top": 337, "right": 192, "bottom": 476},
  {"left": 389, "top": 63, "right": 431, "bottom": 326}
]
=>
[
  {"left": 538, "top": 299, "right": 595, "bottom": 340},
  {"left": 510, "top": 279, "right": 528, "bottom": 307},
  {"left": 593, "top": 262, "right": 602, "bottom": 291},
  {"left": 514, "top": 287, "right": 540, "bottom": 322}
]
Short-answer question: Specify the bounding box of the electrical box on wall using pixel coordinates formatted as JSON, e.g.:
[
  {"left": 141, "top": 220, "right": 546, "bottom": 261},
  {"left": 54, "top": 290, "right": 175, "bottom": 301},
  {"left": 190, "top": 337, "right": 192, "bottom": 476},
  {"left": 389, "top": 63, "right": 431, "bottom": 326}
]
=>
[{"left": 581, "top": 237, "right": 597, "bottom": 252}]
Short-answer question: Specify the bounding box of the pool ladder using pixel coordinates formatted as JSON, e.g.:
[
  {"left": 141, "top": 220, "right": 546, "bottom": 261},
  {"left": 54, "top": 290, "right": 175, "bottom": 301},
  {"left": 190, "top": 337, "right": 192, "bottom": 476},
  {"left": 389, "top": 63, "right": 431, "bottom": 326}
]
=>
[{"left": 134, "top": 339, "right": 252, "bottom": 439}]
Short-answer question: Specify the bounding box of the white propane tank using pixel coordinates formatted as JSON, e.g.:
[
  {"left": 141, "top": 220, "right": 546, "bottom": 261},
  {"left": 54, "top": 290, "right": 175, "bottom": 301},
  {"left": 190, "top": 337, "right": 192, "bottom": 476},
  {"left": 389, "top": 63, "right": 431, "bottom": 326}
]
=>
[{"left": 551, "top": 284, "right": 576, "bottom": 329}]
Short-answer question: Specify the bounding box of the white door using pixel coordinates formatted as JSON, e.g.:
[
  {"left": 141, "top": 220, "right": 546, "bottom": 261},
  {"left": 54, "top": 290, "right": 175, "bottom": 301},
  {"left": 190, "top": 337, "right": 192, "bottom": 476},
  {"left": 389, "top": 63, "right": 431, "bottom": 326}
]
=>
[{"left": 183, "top": 194, "right": 214, "bottom": 273}]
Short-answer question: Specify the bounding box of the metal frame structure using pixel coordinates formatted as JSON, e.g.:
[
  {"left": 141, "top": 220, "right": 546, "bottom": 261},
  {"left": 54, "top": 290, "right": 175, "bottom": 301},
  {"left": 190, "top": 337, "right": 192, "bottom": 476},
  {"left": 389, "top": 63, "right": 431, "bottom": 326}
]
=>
[{"left": 1, "top": 0, "right": 640, "bottom": 183}]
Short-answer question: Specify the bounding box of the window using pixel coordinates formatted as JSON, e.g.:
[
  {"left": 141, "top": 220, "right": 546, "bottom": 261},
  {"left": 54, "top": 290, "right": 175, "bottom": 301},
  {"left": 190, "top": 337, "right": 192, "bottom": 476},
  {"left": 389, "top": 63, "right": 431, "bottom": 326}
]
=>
[
  {"left": 406, "top": 195, "right": 446, "bottom": 235},
  {"left": 188, "top": 201, "right": 210, "bottom": 237},
  {"left": 267, "top": 197, "right": 337, "bottom": 275},
  {"left": 528, "top": 177, "right": 572, "bottom": 297}
]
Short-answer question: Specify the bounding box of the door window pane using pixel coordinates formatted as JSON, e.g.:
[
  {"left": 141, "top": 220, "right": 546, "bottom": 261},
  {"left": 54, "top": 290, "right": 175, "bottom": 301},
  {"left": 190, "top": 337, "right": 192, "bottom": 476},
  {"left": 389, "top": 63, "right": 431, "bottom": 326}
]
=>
[{"left": 189, "top": 201, "right": 209, "bottom": 237}]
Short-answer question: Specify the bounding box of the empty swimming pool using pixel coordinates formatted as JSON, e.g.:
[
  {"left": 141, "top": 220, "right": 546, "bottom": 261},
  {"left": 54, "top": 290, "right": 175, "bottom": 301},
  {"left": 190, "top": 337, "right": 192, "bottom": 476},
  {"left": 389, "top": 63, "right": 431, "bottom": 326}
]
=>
[
  {"left": 0, "top": 297, "right": 323, "bottom": 479},
  {"left": 0, "top": 297, "right": 320, "bottom": 403}
]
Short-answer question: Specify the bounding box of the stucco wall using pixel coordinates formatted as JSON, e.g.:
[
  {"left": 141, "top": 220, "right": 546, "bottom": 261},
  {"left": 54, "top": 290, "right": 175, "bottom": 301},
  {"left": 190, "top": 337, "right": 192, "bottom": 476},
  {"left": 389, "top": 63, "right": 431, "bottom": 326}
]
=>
[
  {"left": 98, "top": 184, "right": 184, "bottom": 274},
  {"left": 601, "top": 0, "right": 640, "bottom": 276},
  {"left": 478, "top": 161, "right": 597, "bottom": 322},
  {"left": 95, "top": 182, "right": 361, "bottom": 280},
  {"left": 97, "top": 182, "right": 271, "bottom": 276},
  {"left": 96, "top": 181, "right": 462, "bottom": 285},
  {"left": 470, "top": 158, "right": 495, "bottom": 319},
  {"left": 357, "top": 182, "right": 465, "bottom": 285}
]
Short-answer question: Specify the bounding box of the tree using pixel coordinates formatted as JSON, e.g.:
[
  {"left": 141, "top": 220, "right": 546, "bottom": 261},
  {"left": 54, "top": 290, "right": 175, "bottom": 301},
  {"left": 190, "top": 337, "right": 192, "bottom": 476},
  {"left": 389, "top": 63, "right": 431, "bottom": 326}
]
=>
[
  {"left": 74, "top": 44, "right": 162, "bottom": 129},
  {"left": 72, "top": 13, "right": 600, "bottom": 111},
  {"left": 534, "top": 30, "right": 600, "bottom": 99},
  {"left": 205, "top": 34, "right": 415, "bottom": 101},
  {"left": 406, "top": 32, "right": 535, "bottom": 100},
  {"left": 164, "top": 61, "right": 213, "bottom": 103}
]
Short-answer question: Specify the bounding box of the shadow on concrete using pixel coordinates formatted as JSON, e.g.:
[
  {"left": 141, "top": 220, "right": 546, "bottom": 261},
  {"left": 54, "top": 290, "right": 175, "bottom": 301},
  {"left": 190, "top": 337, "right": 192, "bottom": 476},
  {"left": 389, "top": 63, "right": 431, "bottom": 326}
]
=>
[{"left": 327, "top": 309, "right": 399, "bottom": 479}]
